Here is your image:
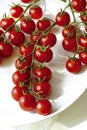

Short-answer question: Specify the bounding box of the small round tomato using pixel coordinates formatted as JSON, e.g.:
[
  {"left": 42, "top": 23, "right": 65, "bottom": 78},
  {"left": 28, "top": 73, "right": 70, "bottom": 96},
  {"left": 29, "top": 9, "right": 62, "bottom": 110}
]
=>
[
  {"left": 36, "top": 99, "right": 52, "bottom": 115},
  {"left": 55, "top": 11, "right": 70, "bottom": 26},
  {"left": 34, "top": 82, "right": 52, "bottom": 97},
  {"left": 10, "top": 6, "right": 24, "bottom": 18},
  {"left": 19, "top": 94, "right": 36, "bottom": 111},
  {"left": 20, "top": 18, "right": 36, "bottom": 34},
  {"left": 30, "top": 32, "right": 42, "bottom": 42},
  {"left": 0, "top": 17, "right": 15, "bottom": 31},
  {"left": 62, "top": 37, "right": 77, "bottom": 52},
  {"left": 21, "top": 0, "right": 32, "bottom": 3},
  {"left": 78, "top": 35, "right": 87, "bottom": 48},
  {"left": 80, "top": 8, "right": 87, "bottom": 22},
  {"left": 39, "top": 33, "right": 57, "bottom": 47},
  {"left": 79, "top": 51, "right": 87, "bottom": 64},
  {"left": 29, "top": 6, "right": 43, "bottom": 19},
  {"left": 34, "top": 66, "right": 52, "bottom": 81},
  {"left": 34, "top": 47, "right": 53, "bottom": 63},
  {"left": 62, "top": 24, "right": 76, "bottom": 38},
  {"left": 71, "top": 0, "right": 86, "bottom": 12},
  {"left": 12, "top": 70, "right": 30, "bottom": 85},
  {"left": 66, "top": 58, "right": 81, "bottom": 73},
  {"left": 37, "top": 19, "right": 51, "bottom": 31},
  {"left": 11, "top": 86, "right": 23, "bottom": 101},
  {"left": 9, "top": 30, "right": 25, "bottom": 46},
  {"left": 0, "top": 41, "right": 13, "bottom": 57}
]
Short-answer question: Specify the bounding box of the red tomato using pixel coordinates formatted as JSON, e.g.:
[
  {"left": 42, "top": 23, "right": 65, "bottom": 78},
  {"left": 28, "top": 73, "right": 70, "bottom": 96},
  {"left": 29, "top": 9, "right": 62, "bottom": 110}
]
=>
[
  {"left": 10, "top": 6, "right": 24, "bottom": 18},
  {"left": 78, "top": 35, "right": 87, "bottom": 48},
  {"left": 34, "top": 82, "right": 52, "bottom": 97},
  {"left": 0, "top": 17, "right": 15, "bottom": 31},
  {"left": 30, "top": 32, "right": 42, "bottom": 42},
  {"left": 21, "top": 0, "right": 32, "bottom": 3},
  {"left": 62, "top": 24, "right": 76, "bottom": 38},
  {"left": 71, "top": 0, "right": 86, "bottom": 12},
  {"left": 55, "top": 11, "right": 70, "bottom": 26},
  {"left": 20, "top": 18, "right": 36, "bottom": 34},
  {"left": 0, "top": 41, "right": 13, "bottom": 57},
  {"left": 62, "top": 37, "right": 77, "bottom": 52},
  {"left": 11, "top": 86, "right": 23, "bottom": 101},
  {"left": 80, "top": 8, "right": 87, "bottom": 22},
  {"left": 39, "top": 33, "right": 57, "bottom": 47},
  {"left": 19, "top": 94, "right": 36, "bottom": 111},
  {"left": 12, "top": 70, "right": 30, "bottom": 85},
  {"left": 66, "top": 58, "right": 81, "bottom": 73},
  {"left": 79, "top": 51, "right": 87, "bottom": 64},
  {"left": 29, "top": 6, "right": 43, "bottom": 19},
  {"left": 9, "top": 30, "right": 25, "bottom": 46},
  {"left": 34, "top": 47, "right": 53, "bottom": 63},
  {"left": 37, "top": 19, "right": 51, "bottom": 31},
  {"left": 34, "top": 66, "right": 52, "bottom": 81},
  {"left": 19, "top": 43, "right": 34, "bottom": 57},
  {"left": 36, "top": 99, "right": 52, "bottom": 115}
]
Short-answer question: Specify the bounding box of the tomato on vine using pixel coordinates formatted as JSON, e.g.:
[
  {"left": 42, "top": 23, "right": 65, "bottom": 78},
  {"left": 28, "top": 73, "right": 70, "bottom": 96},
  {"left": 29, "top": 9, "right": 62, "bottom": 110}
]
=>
[
  {"left": 79, "top": 51, "right": 87, "bottom": 65},
  {"left": 78, "top": 34, "right": 87, "bottom": 48}
]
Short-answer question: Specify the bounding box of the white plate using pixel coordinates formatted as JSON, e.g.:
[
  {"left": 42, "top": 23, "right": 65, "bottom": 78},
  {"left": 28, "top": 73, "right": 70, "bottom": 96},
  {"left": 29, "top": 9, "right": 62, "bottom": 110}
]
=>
[{"left": 0, "top": 0, "right": 86, "bottom": 126}]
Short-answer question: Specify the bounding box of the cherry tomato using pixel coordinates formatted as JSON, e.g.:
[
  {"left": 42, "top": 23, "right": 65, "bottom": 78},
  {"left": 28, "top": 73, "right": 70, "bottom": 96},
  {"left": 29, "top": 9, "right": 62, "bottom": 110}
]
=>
[
  {"left": 12, "top": 70, "right": 30, "bottom": 85},
  {"left": 66, "top": 58, "right": 81, "bottom": 73},
  {"left": 34, "top": 82, "right": 52, "bottom": 97},
  {"left": 10, "top": 6, "right": 24, "bottom": 18},
  {"left": 34, "top": 66, "right": 52, "bottom": 81},
  {"left": 0, "top": 17, "right": 15, "bottom": 31},
  {"left": 0, "top": 41, "right": 13, "bottom": 57},
  {"left": 9, "top": 30, "right": 25, "bottom": 46},
  {"left": 79, "top": 51, "right": 87, "bottom": 64},
  {"left": 78, "top": 35, "right": 87, "bottom": 48},
  {"left": 21, "top": 0, "right": 33, "bottom": 3},
  {"left": 62, "top": 37, "right": 77, "bottom": 52},
  {"left": 36, "top": 99, "right": 52, "bottom": 115},
  {"left": 80, "top": 8, "right": 87, "bottom": 22},
  {"left": 30, "top": 32, "right": 42, "bottom": 42},
  {"left": 55, "top": 11, "right": 70, "bottom": 26},
  {"left": 29, "top": 6, "right": 43, "bottom": 19},
  {"left": 11, "top": 86, "right": 23, "bottom": 101},
  {"left": 39, "top": 33, "right": 57, "bottom": 47},
  {"left": 34, "top": 47, "right": 53, "bottom": 63},
  {"left": 20, "top": 18, "right": 36, "bottom": 34},
  {"left": 19, "top": 94, "right": 36, "bottom": 111},
  {"left": 62, "top": 24, "right": 76, "bottom": 38},
  {"left": 37, "top": 19, "right": 51, "bottom": 31},
  {"left": 71, "top": 0, "right": 86, "bottom": 12}
]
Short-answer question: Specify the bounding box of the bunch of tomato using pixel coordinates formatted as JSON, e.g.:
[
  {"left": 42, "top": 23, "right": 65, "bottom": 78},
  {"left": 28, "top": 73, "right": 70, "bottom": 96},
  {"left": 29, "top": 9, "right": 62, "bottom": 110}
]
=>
[
  {"left": 56, "top": 0, "right": 87, "bottom": 73},
  {"left": 0, "top": 0, "right": 87, "bottom": 116}
]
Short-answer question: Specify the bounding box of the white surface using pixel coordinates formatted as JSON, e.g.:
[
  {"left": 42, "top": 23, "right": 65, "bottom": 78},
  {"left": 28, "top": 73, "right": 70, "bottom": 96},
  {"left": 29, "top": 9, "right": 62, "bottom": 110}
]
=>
[{"left": 0, "top": 0, "right": 87, "bottom": 128}]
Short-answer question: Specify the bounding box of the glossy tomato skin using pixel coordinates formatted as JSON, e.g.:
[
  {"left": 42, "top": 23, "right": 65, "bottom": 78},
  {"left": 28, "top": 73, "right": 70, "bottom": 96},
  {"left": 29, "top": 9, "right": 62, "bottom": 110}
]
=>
[
  {"left": 9, "top": 31, "right": 25, "bottom": 46},
  {"left": 34, "top": 47, "right": 53, "bottom": 63},
  {"left": 0, "top": 18, "right": 15, "bottom": 31},
  {"left": 19, "top": 94, "right": 36, "bottom": 111},
  {"left": 62, "top": 37, "right": 77, "bottom": 52},
  {"left": 10, "top": 6, "right": 24, "bottom": 18},
  {"left": 34, "top": 66, "right": 52, "bottom": 81},
  {"left": 12, "top": 70, "right": 30, "bottom": 85},
  {"left": 78, "top": 35, "right": 87, "bottom": 48},
  {"left": 62, "top": 24, "right": 76, "bottom": 38},
  {"left": 21, "top": 0, "right": 33, "bottom": 3},
  {"left": 39, "top": 33, "right": 57, "bottom": 47},
  {"left": 0, "top": 42, "right": 13, "bottom": 57},
  {"left": 20, "top": 19, "right": 36, "bottom": 34},
  {"left": 36, "top": 99, "right": 52, "bottom": 115},
  {"left": 55, "top": 11, "right": 70, "bottom": 26},
  {"left": 37, "top": 19, "right": 51, "bottom": 31},
  {"left": 30, "top": 32, "right": 42, "bottom": 42},
  {"left": 29, "top": 6, "right": 43, "bottom": 19},
  {"left": 66, "top": 58, "right": 81, "bottom": 73},
  {"left": 80, "top": 8, "right": 87, "bottom": 22},
  {"left": 11, "top": 86, "right": 23, "bottom": 101},
  {"left": 79, "top": 51, "right": 87, "bottom": 64},
  {"left": 34, "top": 82, "right": 52, "bottom": 97},
  {"left": 71, "top": 0, "right": 86, "bottom": 12}
]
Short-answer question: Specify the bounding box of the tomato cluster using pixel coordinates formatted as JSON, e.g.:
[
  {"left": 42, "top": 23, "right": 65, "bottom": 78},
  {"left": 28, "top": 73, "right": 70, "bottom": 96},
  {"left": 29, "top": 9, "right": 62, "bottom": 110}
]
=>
[{"left": 55, "top": 0, "right": 87, "bottom": 73}]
